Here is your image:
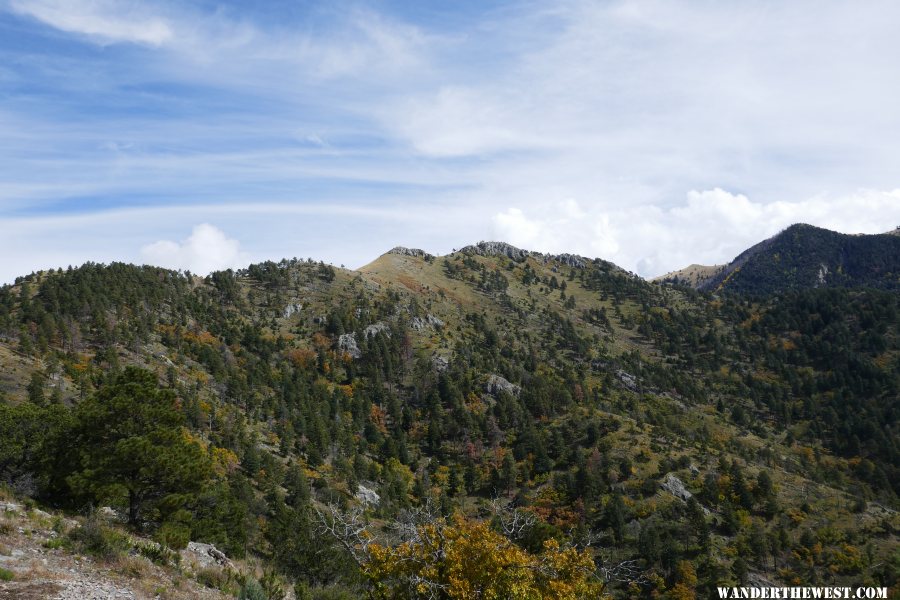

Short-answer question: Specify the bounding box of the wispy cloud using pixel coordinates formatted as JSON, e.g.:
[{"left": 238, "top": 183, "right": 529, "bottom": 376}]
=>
[
  {"left": 9, "top": 0, "right": 174, "bottom": 46},
  {"left": 0, "top": 0, "right": 898, "bottom": 282}
]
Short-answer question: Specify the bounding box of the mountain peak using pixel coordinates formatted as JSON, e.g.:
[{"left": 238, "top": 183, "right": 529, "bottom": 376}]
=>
[
  {"left": 458, "top": 241, "right": 532, "bottom": 261},
  {"left": 386, "top": 246, "right": 435, "bottom": 260}
]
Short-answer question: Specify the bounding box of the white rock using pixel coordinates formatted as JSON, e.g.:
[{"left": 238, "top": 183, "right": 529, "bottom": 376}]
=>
[
  {"left": 338, "top": 333, "right": 361, "bottom": 359},
  {"left": 355, "top": 484, "right": 381, "bottom": 506}
]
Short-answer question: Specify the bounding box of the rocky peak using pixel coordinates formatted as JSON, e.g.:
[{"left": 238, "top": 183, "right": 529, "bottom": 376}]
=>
[
  {"left": 387, "top": 247, "right": 434, "bottom": 260},
  {"left": 459, "top": 241, "right": 531, "bottom": 261},
  {"left": 547, "top": 253, "right": 587, "bottom": 269}
]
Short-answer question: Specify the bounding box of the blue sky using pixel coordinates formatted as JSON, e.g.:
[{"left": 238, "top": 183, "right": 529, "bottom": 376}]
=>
[{"left": 2, "top": 0, "right": 899, "bottom": 282}]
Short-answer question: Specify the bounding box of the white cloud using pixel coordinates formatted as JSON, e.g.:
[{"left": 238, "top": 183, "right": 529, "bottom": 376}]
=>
[
  {"left": 141, "top": 223, "right": 246, "bottom": 275},
  {"left": 9, "top": 0, "right": 174, "bottom": 46},
  {"left": 492, "top": 189, "right": 900, "bottom": 278}
]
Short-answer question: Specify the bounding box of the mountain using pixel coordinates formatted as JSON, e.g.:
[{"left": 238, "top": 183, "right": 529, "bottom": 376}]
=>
[
  {"left": 0, "top": 243, "right": 898, "bottom": 598},
  {"left": 668, "top": 224, "right": 900, "bottom": 295},
  {"left": 652, "top": 264, "right": 726, "bottom": 288}
]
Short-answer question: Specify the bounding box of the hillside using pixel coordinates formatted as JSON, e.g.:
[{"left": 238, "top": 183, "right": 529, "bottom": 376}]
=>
[
  {"left": 0, "top": 244, "right": 898, "bottom": 598},
  {"left": 652, "top": 264, "right": 725, "bottom": 288},
  {"left": 688, "top": 224, "right": 900, "bottom": 295}
]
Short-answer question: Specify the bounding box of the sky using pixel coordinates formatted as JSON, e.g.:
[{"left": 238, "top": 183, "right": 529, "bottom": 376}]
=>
[{"left": 1, "top": 0, "right": 899, "bottom": 283}]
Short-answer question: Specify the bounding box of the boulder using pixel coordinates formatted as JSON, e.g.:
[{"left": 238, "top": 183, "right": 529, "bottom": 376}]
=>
[
  {"left": 182, "top": 541, "right": 235, "bottom": 571},
  {"left": 484, "top": 374, "right": 521, "bottom": 397},
  {"left": 660, "top": 473, "right": 692, "bottom": 502}
]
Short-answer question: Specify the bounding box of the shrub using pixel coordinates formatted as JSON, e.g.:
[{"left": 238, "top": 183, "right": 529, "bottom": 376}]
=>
[
  {"left": 138, "top": 542, "right": 179, "bottom": 567},
  {"left": 239, "top": 577, "right": 267, "bottom": 600},
  {"left": 68, "top": 515, "right": 131, "bottom": 562},
  {"left": 154, "top": 521, "right": 190, "bottom": 551}
]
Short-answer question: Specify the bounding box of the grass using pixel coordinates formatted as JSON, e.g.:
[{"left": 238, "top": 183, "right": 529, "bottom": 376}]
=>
[
  {"left": 0, "top": 566, "right": 14, "bottom": 581},
  {"left": 195, "top": 567, "right": 239, "bottom": 595}
]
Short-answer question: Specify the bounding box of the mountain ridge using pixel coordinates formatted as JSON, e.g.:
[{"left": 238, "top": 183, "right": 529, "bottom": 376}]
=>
[{"left": 1, "top": 226, "right": 898, "bottom": 597}]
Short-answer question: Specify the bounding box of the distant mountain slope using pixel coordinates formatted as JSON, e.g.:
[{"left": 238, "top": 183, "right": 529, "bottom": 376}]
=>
[
  {"left": 694, "top": 224, "right": 900, "bottom": 295},
  {"left": 652, "top": 263, "right": 726, "bottom": 288}
]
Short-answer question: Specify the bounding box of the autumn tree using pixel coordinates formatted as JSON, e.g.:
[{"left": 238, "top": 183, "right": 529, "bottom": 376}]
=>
[{"left": 320, "top": 504, "right": 601, "bottom": 600}]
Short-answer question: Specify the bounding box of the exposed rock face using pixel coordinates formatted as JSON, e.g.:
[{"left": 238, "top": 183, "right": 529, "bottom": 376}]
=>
[
  {"left": 364, "top": 322, "right": 390, "bottom": 338},
  {"left": 460, "top": 241, "right": 531, "bottom": 261},
  {"left": 355, "top": 484, "right": 381, "bottom": 506},
  {"left": 283, "top": 302, "right": 302, "bottom": 318},
  {"left": 660, "top": 473, "right": 692, "bottom": 502},
  {"left": 182, "top": 541, "right": 235, "bottom": 571},
  {"left": 549, "top": 253, "right": 587, "bottom": 269},
  {"left": 484, "top": 374, "right": 521, "bottom": 397},
  {"left": 338, "top": 333, "right": 361, "bottom": 358},
  {"left": 459, "top": 242, "right": 596, "bottom": 269},
  {"left": 616, "top": 369, "right": 639, "bottom": 392},
  {"left": 388, "top": 247, "right": 434, "bottom": 260},
  {"left": 432, "top": 354, "right": 449, "bottom": 373},
  {"left": 410, "top": 314, "right": 444, "bottom": 331}
]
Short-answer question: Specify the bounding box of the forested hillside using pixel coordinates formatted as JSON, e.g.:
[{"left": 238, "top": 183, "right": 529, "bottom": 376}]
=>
[
  {"left": 0, "top": 240, "right": 897, "bottom": 599},
  {"left": 681, "top": 224, "right": 900, "bottom": 295}
]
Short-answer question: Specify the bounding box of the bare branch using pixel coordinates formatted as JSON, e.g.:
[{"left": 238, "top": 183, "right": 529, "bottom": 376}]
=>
[
  {"left": 314, "top": 503, "right": 373, "bottom": 566},
  {"left": 489, "top": 497, "right": 536, "bottom": 541}
]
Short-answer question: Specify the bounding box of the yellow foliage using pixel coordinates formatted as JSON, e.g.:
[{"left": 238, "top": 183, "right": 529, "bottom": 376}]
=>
[
  {"left": 365, "top": 515, "right": 602, "bottom": 600},
  {"left": 211, "top": 447, "right": 240, "bottom": 477},
  {"left": 669, "top": 583, "right": 695, "bottom": 600}
]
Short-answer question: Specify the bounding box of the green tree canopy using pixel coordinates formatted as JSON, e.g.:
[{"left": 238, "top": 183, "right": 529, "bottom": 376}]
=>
[{"left": 67, "top": 367, "right": 212, "bottom": 527}]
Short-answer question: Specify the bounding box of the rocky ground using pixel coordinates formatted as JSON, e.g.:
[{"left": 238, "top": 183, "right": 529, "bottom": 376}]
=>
[{"left": 0, "top": 500, "right": 232, "bottom": 600}]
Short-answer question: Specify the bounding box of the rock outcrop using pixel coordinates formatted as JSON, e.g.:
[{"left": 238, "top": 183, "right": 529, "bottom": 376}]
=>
[
  {"left": 388, "top": 247, "right": 434, "bottom": 260},
  {"left": 182, "top": 541, "right": 236, "bottom": 571},
  {"left": 410, "top": 314, "right": 444, "bottom": 331},
  {"left": 364, "top": 322, "right": 390, "bottom": 338},
  {"left": 355, "top": 484, "right": 381, "bottom": 507},
  {"left": 660, "top": 473, "right": 692, "bottom": 502},
  {"left": 484, "top": 374, "right": 521, "bottom": 397},
  {"left": 338, "top": 333, "right": 361, "bottom": 358},
  {"left": 283, "top": 302, "right": 302, "bottom": 318},
  {"left": 460, "top": 242, "right": 531, "bottom": 262}
]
